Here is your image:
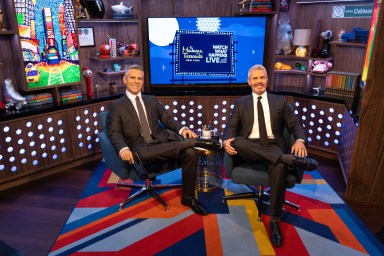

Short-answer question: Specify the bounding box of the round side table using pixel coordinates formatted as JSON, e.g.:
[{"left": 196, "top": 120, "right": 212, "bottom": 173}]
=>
[{"left": 195, "top": 147, "right": 224, "bottom": 192}]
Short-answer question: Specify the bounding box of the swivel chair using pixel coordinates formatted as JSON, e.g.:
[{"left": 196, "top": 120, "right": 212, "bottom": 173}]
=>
[
  {"left": 98, "top": 111, "right": 182, "bottom": 211},
  {"left": 223, "top": 127, "right": 301, "bottom": 221}
]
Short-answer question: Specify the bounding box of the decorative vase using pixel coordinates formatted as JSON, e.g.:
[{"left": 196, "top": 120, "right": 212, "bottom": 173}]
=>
[{"left": 84, "top": 0, "right": 105, "bottom": 19}]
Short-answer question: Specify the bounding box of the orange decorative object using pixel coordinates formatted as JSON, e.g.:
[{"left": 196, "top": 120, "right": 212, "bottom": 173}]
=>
[{"left": 274, "top": 62, "right": 292, "bottom": 70}]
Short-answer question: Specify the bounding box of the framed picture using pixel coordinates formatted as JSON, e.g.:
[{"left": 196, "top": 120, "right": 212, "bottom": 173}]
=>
[
  {"left": 78, "top": 27, "right": 95, "bottom": 47},
  {"left": 15, "top": 0, "right": 81, "bottom": 89}
]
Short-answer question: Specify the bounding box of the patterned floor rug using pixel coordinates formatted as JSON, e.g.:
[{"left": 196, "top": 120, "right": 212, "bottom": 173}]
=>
[{"left": 49, "top": 161, "right": 384, "bottom": 256}]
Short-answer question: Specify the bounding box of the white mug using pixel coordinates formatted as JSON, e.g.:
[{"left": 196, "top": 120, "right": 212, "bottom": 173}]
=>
[{"left": 201, "top": 130, "right": 214, "bottom": 139}]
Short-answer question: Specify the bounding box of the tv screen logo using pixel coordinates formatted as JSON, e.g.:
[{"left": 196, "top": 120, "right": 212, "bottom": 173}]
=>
[{"left": 175, "top": 30, "right": 235, "bottom": 76}]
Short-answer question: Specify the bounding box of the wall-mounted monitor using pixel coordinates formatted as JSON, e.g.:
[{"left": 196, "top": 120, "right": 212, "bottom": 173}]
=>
[{"left": 147, "top": 16, "right": 267, "bottom": 90}]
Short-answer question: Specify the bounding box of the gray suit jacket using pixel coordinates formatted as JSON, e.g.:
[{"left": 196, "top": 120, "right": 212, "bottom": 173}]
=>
[
  {"left": 223, "top": 93, "right": 306, "bottom": 153},
  {"left": 107, "top": 94, "right": 183, "bottom": 153}
]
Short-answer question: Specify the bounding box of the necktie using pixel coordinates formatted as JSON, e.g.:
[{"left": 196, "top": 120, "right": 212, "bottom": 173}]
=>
[
  {"left": 257, "top": 96, "right": 269, "bottom": 146},
  {"left": 135, "top": 96, "right": 153, "bottom": 143}
]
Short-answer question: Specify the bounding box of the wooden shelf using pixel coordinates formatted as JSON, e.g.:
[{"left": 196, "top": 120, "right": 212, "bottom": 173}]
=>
[
  {"left": 78, "top": 18, "right": 138, "bottom": 24},
  {"left": 90, "top": 56, "right": 140, "bottom": 62},
  {"left": 97, "top": 70, "right": 127, "bottom": 76},
  {"left": 309, "top": 72, "right": 327, "bottom": 77},
  {"left": 310, "top": 56, "right": 334, "bottom": 62},
  {"left": 329, "top": 41, "right": 367, "bottom": 48},
  {"left": 275, "top": 55, "right": 309, "bottom": 60},
  {"left": 0, "top": 30, "right": 17, "bottom": 35},
  {"left": 235, "top": 11, "right": 277, "bottom": 16},
  {"left": 274, "top": 70, "right": 307, "bottom": 75}
]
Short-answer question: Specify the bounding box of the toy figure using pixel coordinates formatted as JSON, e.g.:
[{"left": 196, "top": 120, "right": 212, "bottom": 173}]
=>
[
  {"left": 82, "top": 67, "right": 93, "bottom": 98},
  {"left": 112, "top": 2, "right": 133, "bottom": 19},
  {"left": 98, "top": 44, "right": 110, "bottom": 58},
  {"left": 276, "top": 16, "right": 293, "bottom": 55},
  {"left": 3, "top": 79, "right": 27, "bottom": 110},
  {"left": 112, "top": 2, "right": 133, "bottom": 14},
  {"left": 126, "top": 43, "right": 139, "bottom": 56}
]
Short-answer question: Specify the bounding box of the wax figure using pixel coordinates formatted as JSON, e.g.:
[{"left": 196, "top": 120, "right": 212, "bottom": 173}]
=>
[
  {"left": 107, "top": 65, "right": 221, "bottom": 216},
  {"left": 222, "top": 64, "right": 318, "bottom": 246}
]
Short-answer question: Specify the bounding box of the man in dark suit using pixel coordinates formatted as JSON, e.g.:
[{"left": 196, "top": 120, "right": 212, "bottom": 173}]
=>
[
  {"left": 222, "top": 64, "right": 318, "bottom": 247},
  {"left": 107, "top": 65, "right": 220, "bottom": 216}
]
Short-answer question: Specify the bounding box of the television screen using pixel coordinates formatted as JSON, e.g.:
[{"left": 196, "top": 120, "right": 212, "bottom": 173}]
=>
[{"left": 147, "top": 17, "right": 267, "bottom": 87}]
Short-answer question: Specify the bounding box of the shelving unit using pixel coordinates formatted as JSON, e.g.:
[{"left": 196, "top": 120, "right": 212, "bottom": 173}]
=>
[
  {"left": 329, "top": 41, "right": 367, "bottom": 48},
  {"left": 77, "top": 0, "right": 142, "bottom": 93},
  {"left": 97, "top": 70, "right": 127, "bottom": 76},
  {"left": 78, "top": 18, "right": 139, "bottom": 24},
  {"left": 90, "top": 56, "right": 140, "bottom": 62}
]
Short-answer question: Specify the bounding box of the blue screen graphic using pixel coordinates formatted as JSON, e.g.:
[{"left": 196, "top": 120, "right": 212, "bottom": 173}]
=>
[{"left": 148, "top": 17, "right": 267, "bottom": 86}]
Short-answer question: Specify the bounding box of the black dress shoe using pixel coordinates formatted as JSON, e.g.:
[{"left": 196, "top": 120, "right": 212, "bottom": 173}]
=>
[
  {"left": 195, "top": 138, "right": 221, "bottom": 150},
  {"left": 269, "top": 222, "right": 283, "bottom": 247},
  {"left": 292, "top": 156, "right": 318, "bottom": 171},
  {"left": 181, "top": 195, "right": 208, "bottom": 216}
]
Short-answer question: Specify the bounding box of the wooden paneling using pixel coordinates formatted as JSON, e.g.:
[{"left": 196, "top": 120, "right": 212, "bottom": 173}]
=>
[{"left": 346, "top": 3, "right": 384, "bottom": 206}]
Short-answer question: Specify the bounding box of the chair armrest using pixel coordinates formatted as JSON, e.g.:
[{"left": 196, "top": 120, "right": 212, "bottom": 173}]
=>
[
  {"left": 98, "top": 131, "right": 130, "bottom": 180},
  {"left": 224, "top": 152, "right": 234, "bottom": 179}
]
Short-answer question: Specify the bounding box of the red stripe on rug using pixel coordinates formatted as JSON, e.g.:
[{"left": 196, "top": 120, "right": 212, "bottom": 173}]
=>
[
  {"left": 118, "top": 214, "right": 204, "bottom": 255},
  {"left": 76, "top": 189, "right": 132, "bottom": 208},
  {"left": 51, "top": 189, "right": 182, "bottom": 251},
  {"left": 99, "top": 168, "right": 114, "bottom": 186},
  {"left": 284, "top": 190, "right": 333, "bottom": 220}
]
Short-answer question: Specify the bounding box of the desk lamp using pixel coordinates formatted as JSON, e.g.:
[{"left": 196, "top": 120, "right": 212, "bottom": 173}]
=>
[{"left": 293, "top": 29, "right": 311, "bottom": 57}]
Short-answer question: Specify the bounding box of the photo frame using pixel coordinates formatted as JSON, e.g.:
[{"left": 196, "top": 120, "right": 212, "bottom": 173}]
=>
[{"left": 78, "top": 27, "right": 95, "bottom": 47}]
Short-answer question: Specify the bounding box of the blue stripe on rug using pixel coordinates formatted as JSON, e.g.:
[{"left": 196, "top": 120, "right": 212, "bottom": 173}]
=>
[
  {"left": 333, "top": 204, "right": 384, "bottom": 256},
  {"left": 53, "top": 218, "right": 146, "bottom": 256}
]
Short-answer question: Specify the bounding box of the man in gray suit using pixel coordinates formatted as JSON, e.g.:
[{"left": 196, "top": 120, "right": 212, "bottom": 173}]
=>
[
  {"left": 222, "top": 64, "right": 318, "bottom": 247},
  {"left": 107, "top": 65, "right": 220, "bottom": 216}
]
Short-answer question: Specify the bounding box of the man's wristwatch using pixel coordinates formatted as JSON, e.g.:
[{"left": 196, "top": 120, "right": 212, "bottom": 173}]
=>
[{"left": 296, "top": 139, "right": 305, "bottom": 143}]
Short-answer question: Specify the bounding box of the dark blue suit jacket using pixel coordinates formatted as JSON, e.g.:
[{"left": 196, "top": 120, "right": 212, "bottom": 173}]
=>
[
  {"left": 107, "top": 94, "right": 183, "bottom": 153},
  {"left": 223, "top": 93, "right": 306, "bottom": 153}
]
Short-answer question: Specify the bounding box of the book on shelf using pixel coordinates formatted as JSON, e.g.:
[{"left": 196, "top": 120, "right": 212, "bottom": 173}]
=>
[{"left": 325, "top": 71, "right": 360, "bottom": 90}]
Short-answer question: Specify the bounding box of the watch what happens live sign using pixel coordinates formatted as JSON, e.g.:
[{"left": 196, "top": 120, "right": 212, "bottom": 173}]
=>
[{"left": 175, "top": 31, "right": 235, "bottom": 76}]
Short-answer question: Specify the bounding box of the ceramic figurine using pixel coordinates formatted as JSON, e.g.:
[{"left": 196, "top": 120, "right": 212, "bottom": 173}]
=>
[
  {"left": 112, "top": 2, "right": 133, "bottom": 14},
  {"left": 112, "top": 2, "right": 133, "bottom": 19},
  {"left": 276, "top": 16, "right": 293, "bottom": 55}
]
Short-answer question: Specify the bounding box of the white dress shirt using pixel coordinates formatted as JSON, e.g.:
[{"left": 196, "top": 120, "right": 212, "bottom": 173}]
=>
[{"left": 248, "top": 91, "right": 275, "bottom": 140}]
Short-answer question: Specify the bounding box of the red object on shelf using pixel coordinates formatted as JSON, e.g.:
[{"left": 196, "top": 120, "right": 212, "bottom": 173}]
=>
[{"left": 82, "top": 67, "right": 93, "bottom": 99}]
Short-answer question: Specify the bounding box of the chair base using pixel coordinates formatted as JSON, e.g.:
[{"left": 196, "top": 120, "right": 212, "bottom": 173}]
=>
[
  {"left": 223, "top": 185, "right": 300, "bottom": 221},
  {"left": 116, "top": 179, "right": 182, "bottom": 211}
]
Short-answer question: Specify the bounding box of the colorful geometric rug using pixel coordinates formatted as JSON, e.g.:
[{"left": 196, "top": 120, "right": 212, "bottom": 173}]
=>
[{"left": 49, "top": 161, "right": 384, "bottom": 256}]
